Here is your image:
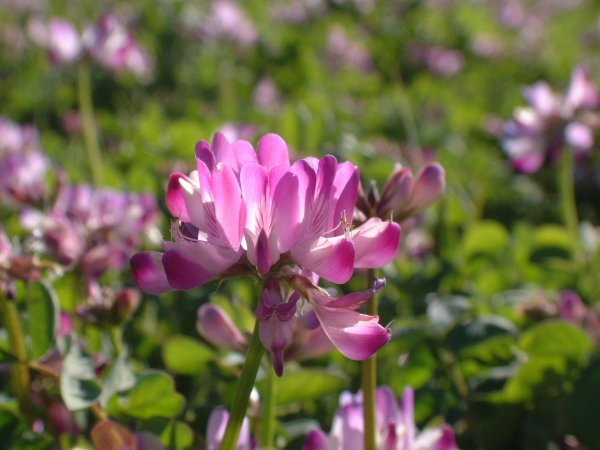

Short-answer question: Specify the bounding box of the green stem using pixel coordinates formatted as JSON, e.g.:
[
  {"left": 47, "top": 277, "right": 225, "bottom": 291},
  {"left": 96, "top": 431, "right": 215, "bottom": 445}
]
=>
[
  {"left": 260, "top": 356, "right": 276, "bottom": 449},
  {"left": 109, "top": 326, "right": 123, "bottom": 358},
  {"left": 77, "top": 62, "right": 104, "bottom": 186},
  {"left": 0, "top": 291, "right": 32, "bottom": 420},
  {"left": 220, "top": 320, "right": 265, "bottom": 450},
  {"left": 558, "top": 149, "right": 582, "bottom": 260},
  {"left": 362, "top": 268, "right": 378, "bottom": 450}
]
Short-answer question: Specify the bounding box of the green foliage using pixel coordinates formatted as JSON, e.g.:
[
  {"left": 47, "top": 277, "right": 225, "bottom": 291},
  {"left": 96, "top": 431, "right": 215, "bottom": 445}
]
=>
[{"left": 162, "top": 335, "right": 214, "bottom": 375}]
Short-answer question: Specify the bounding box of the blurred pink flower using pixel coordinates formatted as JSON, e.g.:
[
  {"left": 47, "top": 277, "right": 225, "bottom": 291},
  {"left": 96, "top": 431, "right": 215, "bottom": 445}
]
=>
[
  {"left": 303, "top": 386, "right": 457, "bottom": 450},
  {"left": 206, "top": 407, "right": 252, "bottom": 450},
  {"left": 28, "top": 17, "right": 81, "bottom": 65},
  {"left": 502, "top": 66, "right": 599, "bottom": 173},
  {"left": 0, "top": 118, "right": 49, "bottom": 207}
]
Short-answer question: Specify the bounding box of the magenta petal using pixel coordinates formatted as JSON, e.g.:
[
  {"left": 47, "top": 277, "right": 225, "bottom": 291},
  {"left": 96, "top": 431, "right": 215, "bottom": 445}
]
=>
[
  {"left": 255, "top": 229, "right": 279, "bottom": 275},
  {"left": 413, "top": 426, "right": 457, "bottom": 450},
  {"left": 379, "top": 166, "right": 413, "bottom": 216},
  {"left": 211, "top": 163, "right": 245, "bottom": 250},
  {"left": 240, "top": 162, "right": 267, "bottom": 233},
  {"left": 162, "top": 243, "right": 241, "bottom": 290},
  {"left": 195, "top": 140, "right": 215, "bottom": 171},
  {"left": 331, "top": 162, "right": 359, "bottom": 231},
  {"left": 211, "top": 132, "right": 231, "bottom": 165},
  {"left": 353, "top": 218, "right": 401, "bottom": 269},
  {"left": 303, "top": 429, "right": 329, "bottom": 450},
  {"left": 292, "top": 237, "right": 355, "bottom": 284},
  {"left": 312, "top": 302, "right": 390, "bottom": 360},
  {"left": 314, "top": 278, "right": 385, "bottom": 310},
  {"left": 166, "top": 173, "right": 190, "bottom": 221},
  {"left": 130, "top": 252, "right": 171, "bottom": 294},
  {"left": 257, "top": 133, "right": 290, "bottom": 170}
]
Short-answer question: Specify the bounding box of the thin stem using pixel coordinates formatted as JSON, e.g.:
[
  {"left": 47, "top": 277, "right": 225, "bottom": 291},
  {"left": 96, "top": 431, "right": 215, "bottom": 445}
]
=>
[
  {"left": 220, "top": 320, "right": 265, "bottom": 450},
  {"left": 558, "top": 149, "right": 582, "bottom": 260},
  {"left": 0, "top": 291, "right": 32, "bottom": 420},
  {"left": 109, "top": 326, "right": 124, "bottom": 358},
  {"left": 260, "top": 356, "right": 276, "bottom": 450},
  {"left": 362, "top": 268, "right": 378, "bottom": 450},
  {"left": 77, "top": 62, "right": 104, "bottom": 186}
]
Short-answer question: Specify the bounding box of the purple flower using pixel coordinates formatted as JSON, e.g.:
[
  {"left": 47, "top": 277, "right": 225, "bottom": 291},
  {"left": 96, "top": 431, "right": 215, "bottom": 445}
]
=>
[
  {"left": 303, "top": 386, "right": 457, "bottom": 450},
  {"left": 502, "top": 66, "right": 599, "bottom": 173},
  {"left": 82, "top": 13, "right": 153, "bottom": 81},
  {"left": 132, "top": 132, "right": 400, "bottom": 292},
  {"left": 28, "top": 17, "right": 82, "bottom": 65},
  {"left": 0, "top": 118, "right": 49, "bottom": 207},
  {"left": 206, "top": 407, "right": 252, "bottom": 450},
  {"left": 200, "top": 0, "right": 258, "bottom": 47},
  {"left": 23, "top": 184, "right": 158, "bottom": 283}
]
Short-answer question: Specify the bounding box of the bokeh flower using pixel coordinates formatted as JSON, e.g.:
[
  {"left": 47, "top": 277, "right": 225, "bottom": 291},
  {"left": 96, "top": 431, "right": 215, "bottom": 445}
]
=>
[
  {"left": 502, "top": 66, "right": 600, "bottom": 173},
  {"left": 303, "top": 386, "right": 457, "bottom": 450}
]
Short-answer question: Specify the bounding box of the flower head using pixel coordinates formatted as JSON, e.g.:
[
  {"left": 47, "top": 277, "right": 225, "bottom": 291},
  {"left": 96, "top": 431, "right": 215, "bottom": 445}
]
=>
[
  {"left": 303, "top": 386, "right": 457, "bottom": 450},
  {"left": 502, "top": 66, "right": 599, "bottom": 173}
]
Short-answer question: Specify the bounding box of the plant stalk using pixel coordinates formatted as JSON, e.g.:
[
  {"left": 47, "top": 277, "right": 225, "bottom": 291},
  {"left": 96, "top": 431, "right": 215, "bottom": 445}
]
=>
[
  {"left": 0, "top": 291, "right": 32, "bottom": 420},
  {"left": 220, "top": 320, "right": 265, "bottom": 450},
  {"left": 558, "top": 149, "right": 582, "bottom": 260},
  {"left": 362, "top": 268, "right": 378, "bottom": 450},
  {"left": 78, "top": 62, "right": 104, "bottom": 186},
  {"left": 259, "top": 356, "right": 276, "bottom": 449}
]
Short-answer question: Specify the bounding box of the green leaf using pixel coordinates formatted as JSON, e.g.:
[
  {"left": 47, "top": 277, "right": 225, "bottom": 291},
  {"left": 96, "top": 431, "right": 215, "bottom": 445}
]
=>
[
  {"left": 60, "top": 341, "right": 101, "bottom": 411},
  {"left": 107, "top": 372, "right": 185, "bottom": 419},
  {"left": 98, "top": 356, "right": 136, "bottom": 408},
  {"left": 158, "top": 420, "right": 193, "bottom": 450},
  {"left": 162, "top": 335, "right": 213, "bottom": 376},
  {"left": 530, "top": 225, "right": 572, "bottom": 262},
  {"left": 462, "top": 221, "right": 509, "bottom": 258},
  {"left": 259, "top": 369, "right": 347, "bottom": 406},
  {"left": 519, "top": 321, "right": 593, "bottom": 361},
  {"left": 25, "top": 281, "right": 58, "bottom": 360}
]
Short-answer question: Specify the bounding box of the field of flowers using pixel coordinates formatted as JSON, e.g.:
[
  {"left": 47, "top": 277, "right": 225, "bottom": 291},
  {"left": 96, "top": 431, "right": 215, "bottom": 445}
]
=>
[{"left": 1, "top": 0, "right": 600, "bottom": 449}]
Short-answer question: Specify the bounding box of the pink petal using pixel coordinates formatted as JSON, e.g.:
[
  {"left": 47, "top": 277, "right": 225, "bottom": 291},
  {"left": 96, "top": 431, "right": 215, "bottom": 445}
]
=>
[
  {"left": 379, "top": 166, "right": 413, "bottom": 217},
  {"left": 413, "top": 426, "right": 457, "bottom": 450},
  {"left": 240, "top": 162, "right": 267, "bottom": 234},
  {"left": 211, "top": 132, "right": 232, "bottom": 165},
  {"left": 565, "top": 66, "right": 599, "bottom": 111},
  {"left": 313, "top": 278, "right": 385, "bottom": 310},
  {"left": 206, "top": 407, "right": 250, "bottom": 450},
  {"left": 166, "top": 173, "right": 190, "bottom": 221},
  {"left": 291, "top": 236, "right": 355, "bottom": 284},
  {"left": 353, "top": 218, "right": 401, "bottom": 269},
  {"left": 565, "top": 122, "right": 594, "bottom": 151},
  {"left": 271, "top": 171, "right": 301, "bottom": 252},
  {"left": 212, "top": 163, "right": 245, "bottom": 250},
  {"left": 162, "top": 242, "right": 241, "bottom": 290},
  {"left": 257, "top": 133, "right": 290, "bottom": 170},
  {"left": 312, "top": 302, "right": 390, "bottom": 360},
  {"left": 130, "top": 252, "right": 171, "bottom": 294},
  {"left": 195, "top": 140, "right": 215, "bottom": 171},
  {"left": 331, "top": 162, "right": 359, "bottom": 232}
]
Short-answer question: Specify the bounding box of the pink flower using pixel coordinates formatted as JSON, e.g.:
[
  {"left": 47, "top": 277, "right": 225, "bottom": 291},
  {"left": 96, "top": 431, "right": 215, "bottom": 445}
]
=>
[
  {"left": 83, "top": 13, "right": 153, "bottom": 81},
  {"left": 502, "top": 66, "right": 599, "bottom": 173},
  {"left": 197, "top": 303, "right": 247, "bottom": 352},
  {"left": 303, "top": 386, "right": 457, "bottom": 450},
  {"left": 206, "top": 407, "right": 252, "bottom": 450},
  {"left": 132, "top": 132, "right": 400, "bottom": 292},
  {"left": 28, "top": 17, "right": 82, "bottom": 65}
]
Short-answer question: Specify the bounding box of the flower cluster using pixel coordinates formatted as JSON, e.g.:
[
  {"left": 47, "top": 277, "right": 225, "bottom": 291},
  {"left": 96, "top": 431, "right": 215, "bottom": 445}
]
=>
[
  {"left": 303, "top": 386, "right": 457, "bottom": 450},
  {"left": 132, "top": 132, "right": 401, "bottom": 374},
  {"left": 28, "top": 13, "right": 152, "bottom": 80},
  {"left": 22, "top": 184, "right": 158, "bottom": 290},
  {"left": 502, "top": 66, "right": 600, "bottom": 173},
  {"left": 0, "top": 118, "right": 49, "bottom": 207}
]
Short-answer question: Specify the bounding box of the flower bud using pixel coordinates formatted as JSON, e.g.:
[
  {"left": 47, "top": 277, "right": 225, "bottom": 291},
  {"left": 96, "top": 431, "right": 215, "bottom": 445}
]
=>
[
  {"left": 196, "top": 303, "right": 246, "bottom": 351},
  {"left": 409, "top": 162, "right": 446, "bottom": 212}
]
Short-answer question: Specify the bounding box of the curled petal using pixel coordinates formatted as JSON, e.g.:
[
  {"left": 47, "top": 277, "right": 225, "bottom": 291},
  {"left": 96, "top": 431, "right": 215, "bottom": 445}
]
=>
[
  {"left": 352, "top": 219, "right": 401, "bottom": 269},
  {"left": 130, "top": 252, "right": 171, "bottom": 294},
  {"left": 312, "top": 302, "right": 390, "bottom": 360},
  {"left": 166, "top": 173, "right": 190, "bottom": 221},
  {"left": 291, "top": 236, "right": 355, "bottom": 284}
]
